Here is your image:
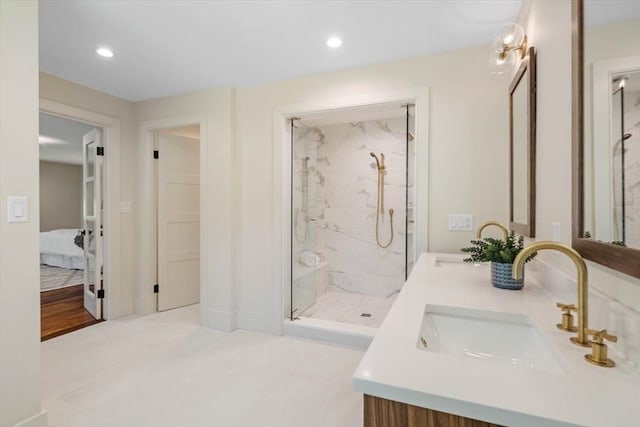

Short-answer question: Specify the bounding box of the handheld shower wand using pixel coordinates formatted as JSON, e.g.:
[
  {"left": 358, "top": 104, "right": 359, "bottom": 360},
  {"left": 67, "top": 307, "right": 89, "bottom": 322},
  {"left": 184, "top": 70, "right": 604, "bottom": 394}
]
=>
[
  {"left": 370, "top": 152, "right": 394, "bottom": 248},
  {"left": 370, "top": 152, "right": 381, "bottom": 170}
]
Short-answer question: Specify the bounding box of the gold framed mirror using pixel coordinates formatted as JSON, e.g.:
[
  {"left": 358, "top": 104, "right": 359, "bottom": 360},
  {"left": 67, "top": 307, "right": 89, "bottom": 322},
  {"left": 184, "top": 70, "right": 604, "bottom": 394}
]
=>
[
  {"left": 509, "top": 47, "right": 536, "bottom": 237},
  {"left": 572, "top": 0, "right": 640, "bottom": 278}
]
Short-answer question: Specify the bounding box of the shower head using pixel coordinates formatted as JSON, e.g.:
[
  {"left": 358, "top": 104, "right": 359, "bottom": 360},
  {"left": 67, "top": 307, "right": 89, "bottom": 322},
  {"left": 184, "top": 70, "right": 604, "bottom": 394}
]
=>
[{"left": 370, "top": 152, "right": 381, "bottom": 169}]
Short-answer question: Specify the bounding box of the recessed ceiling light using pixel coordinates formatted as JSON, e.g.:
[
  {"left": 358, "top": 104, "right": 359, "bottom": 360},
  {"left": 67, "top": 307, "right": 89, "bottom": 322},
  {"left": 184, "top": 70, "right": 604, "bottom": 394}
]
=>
[
  {"left": 326, "top": 37, "right": 342, "bottom": 48},
  {"left": 96, "top": 47, "right": 114, "bottom": 58}
]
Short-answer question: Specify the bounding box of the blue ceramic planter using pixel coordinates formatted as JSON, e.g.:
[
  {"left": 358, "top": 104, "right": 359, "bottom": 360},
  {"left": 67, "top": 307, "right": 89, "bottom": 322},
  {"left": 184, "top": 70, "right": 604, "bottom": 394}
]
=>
[{"left": 490, "top": 262, "right": 524, "bottom": 290}]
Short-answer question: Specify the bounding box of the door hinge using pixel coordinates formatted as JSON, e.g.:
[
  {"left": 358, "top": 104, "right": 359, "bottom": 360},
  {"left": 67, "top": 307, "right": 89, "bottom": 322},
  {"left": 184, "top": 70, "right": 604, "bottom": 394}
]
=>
[
  {"left": 97, "top": 147, "right": 105, "bottom": 156},
  {"left": 153, "top": 284, "right": 159, "bottom": 293},
  {"left": 153, "top": 150, "right": 159, "bottom": 159},
  {"left": 97, "top": 289, "right": 105, "bottom": 299}
]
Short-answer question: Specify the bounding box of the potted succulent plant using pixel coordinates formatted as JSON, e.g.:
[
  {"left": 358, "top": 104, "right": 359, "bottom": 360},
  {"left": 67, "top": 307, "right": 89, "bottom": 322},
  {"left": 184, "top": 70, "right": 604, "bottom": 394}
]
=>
[{"left": 461, "top": 231, "right": 537, "bottom": 290}]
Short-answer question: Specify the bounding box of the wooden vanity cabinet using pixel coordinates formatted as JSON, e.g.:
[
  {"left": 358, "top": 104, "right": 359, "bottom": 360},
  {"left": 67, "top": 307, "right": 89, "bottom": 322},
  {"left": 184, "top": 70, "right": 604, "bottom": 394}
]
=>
[{"left": 364, "top": 395, "right": 502, "bottom": 427}]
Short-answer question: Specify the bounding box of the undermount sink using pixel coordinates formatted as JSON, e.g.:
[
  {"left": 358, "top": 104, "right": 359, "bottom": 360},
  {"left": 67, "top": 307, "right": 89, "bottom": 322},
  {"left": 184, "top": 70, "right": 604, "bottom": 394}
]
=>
[
  {"left": 433, "top": 256, "right": 464, "bottom": 265},
  {"left": 432, "top": 255, "right": 487, "bottom": 268},
  {"left": 417, "top": 305, "right": 569, "bottom": 374}
]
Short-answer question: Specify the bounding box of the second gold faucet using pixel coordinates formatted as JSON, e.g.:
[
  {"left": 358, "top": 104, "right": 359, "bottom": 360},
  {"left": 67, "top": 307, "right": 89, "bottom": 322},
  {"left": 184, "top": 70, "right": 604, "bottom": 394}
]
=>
[{"left": 476, "top": 221, "right": 509, "bottom": 240}]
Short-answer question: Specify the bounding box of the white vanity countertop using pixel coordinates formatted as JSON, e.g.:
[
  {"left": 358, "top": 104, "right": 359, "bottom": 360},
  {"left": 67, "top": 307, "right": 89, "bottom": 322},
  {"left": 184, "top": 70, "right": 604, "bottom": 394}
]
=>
[{"left": 353, "top": 253, "right": 640, "bottom": 427}]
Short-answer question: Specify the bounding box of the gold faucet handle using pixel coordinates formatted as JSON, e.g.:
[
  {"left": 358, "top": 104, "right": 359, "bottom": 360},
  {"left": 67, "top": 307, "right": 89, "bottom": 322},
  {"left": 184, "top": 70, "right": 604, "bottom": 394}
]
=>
[
  {"left": 584, "top": 329, "right": 617, "bottom": 368},
  {"left": 556, "top": 302, "right": 577, "bottom": 313},
  {"left": 585, "top": 328, "right": 618, "bottom": 344},
  {"left": 556, "top": 302, "right": 578, "bottom": 332}
]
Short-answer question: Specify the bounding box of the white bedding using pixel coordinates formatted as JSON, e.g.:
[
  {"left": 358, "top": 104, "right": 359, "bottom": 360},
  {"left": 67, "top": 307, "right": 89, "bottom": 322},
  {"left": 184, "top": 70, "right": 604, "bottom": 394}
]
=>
[{"left": 40, "top": 229, "right": 84, "bottom": 270}]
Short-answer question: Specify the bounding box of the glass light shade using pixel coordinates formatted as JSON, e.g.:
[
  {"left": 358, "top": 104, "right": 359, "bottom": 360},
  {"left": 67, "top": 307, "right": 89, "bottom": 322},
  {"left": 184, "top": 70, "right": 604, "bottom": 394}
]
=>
[
  {"left": 492, "top": 23, "right": 525, "bottom": 50},
  {"left": 488, "top": 50, "right": 515, "bottom": 75},
  {"left": 491, "top": 36, "right": 505, "bottom": 53}
]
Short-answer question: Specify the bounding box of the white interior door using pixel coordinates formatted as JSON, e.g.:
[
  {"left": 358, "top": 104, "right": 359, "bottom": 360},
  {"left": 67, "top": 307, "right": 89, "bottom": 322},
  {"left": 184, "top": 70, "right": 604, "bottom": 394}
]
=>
[
  {"left": 82, "top": 129, "right": 103, "bottom": 319},
  {"left": 157, "top": 134, "right": 200, "bottom": 311}
]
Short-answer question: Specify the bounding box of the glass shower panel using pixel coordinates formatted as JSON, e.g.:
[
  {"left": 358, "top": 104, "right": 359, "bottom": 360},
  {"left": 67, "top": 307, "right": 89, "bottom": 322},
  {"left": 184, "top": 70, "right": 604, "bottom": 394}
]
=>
[
  {"left": 612, "top": 88, "right": 623, "bottom": 242},
  {"left": 291, "top": 120, "right": 319, "bottom": 319},
  {"left": 406, "top": 105, "right": 416, "bottom": 277}
]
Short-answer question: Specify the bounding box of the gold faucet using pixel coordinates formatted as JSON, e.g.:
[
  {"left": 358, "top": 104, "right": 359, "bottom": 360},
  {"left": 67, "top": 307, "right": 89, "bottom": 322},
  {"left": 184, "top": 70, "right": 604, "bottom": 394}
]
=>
[
  {"left": 512, "top": 241, "right": 591, "bottom": 347},
  {"left": 476, "top": 221, "right": 509, "bottom": 240}
]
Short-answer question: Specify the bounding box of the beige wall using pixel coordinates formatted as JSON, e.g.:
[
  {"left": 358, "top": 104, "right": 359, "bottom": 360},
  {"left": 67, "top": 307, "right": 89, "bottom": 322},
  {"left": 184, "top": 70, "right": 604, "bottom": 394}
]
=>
[
  {"left": 0, "top": 2, "right": 46, "bottom": 426},
  {"left": 40, "top": 73, "right": 136, "bottom": 318},
  {"left": 517, "top": 1, "right": 639, "bottom": 309},
  {"left": 236, "top": 45, "right": 510, "bottom": 330},
  {"left": 134, "top": 87, "right": 237, "bottom": 328},
  {"left": 39, "top": 161, "right": 82, "bottom": 231},
  {"left": 516, "top": 0, "right": 573, "bottom": 244}
]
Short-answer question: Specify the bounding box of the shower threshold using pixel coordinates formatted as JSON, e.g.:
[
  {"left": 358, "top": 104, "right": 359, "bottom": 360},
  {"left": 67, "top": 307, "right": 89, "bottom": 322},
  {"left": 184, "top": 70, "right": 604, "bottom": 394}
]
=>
[{"left": 283, "top": 316, "right": 376, "bottom": 350}]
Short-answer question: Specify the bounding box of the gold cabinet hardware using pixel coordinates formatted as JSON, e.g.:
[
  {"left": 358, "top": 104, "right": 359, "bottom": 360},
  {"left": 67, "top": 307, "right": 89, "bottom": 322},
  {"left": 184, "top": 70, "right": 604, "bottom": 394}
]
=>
[
  {"left": 556, "top": 302, "right": 578, "bottom": 332},
  {"left": 584, "top": 328, "right": 618, "bottom": 368}
]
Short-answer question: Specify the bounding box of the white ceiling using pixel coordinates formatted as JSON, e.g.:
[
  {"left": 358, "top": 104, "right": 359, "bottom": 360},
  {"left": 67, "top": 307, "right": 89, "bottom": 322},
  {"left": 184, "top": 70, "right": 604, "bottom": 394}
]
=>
[
  {"left": 39, "top": 0, "right": 523, "bottom": 101},
  {"left": 39, "top": 113, "right": 95, "bottom": 165},
  {"left": 585, "top": 0, "right": 640, "bottom": 27}
]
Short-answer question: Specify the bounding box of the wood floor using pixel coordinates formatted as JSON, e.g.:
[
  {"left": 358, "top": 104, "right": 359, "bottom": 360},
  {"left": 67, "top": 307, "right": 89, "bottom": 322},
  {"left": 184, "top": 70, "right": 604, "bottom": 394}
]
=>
[{"left": 41, "top": 284, "right": 101, "bottom": 341}]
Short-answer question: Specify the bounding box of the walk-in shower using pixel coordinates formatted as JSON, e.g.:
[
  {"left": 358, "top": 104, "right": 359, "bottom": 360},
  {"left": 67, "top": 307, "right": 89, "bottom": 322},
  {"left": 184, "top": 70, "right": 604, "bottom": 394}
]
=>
[
  {"left": 289, "top": 103, "right": 416, "bottom": 328},
  {"left": 612, "top": 71, "right": 639, "bottom": 249}
]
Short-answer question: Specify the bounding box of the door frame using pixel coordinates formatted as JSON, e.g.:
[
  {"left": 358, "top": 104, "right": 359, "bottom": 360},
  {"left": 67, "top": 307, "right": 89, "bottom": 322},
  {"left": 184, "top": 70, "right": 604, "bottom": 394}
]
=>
[
  {"left": 138, "top": 115, "right": 207, "bottom": 315},
  {"left": 40, "top": 99, "right": 121, "bottom": 320},
  {"left": 272, "top": 87, "right": 430, "bottom": 334}
]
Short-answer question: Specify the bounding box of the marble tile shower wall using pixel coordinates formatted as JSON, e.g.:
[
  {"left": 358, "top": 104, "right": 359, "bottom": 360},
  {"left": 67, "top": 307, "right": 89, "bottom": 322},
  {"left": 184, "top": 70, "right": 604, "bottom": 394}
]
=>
[{"left": 294, "top": 117, "right": 408, "bottom": 298}]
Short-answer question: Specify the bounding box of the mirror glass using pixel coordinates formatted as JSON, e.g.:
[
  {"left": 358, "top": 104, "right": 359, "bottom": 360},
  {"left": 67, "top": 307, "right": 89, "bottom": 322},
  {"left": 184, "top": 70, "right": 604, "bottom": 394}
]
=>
[
  {"left": 509, "top": 47, "right": 536, "bottom": 237},
  {"left": 582, "top": 2, "right": 640, "bottom": 249}
]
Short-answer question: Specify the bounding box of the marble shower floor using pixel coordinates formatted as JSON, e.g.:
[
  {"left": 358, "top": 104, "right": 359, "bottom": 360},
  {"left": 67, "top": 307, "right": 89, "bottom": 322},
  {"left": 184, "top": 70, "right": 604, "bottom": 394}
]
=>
[
  {"left": 41, "top": 304, "right": 364, "bottom": 427},
  {"left": 299, "top": 289, "right": 397, "bottom": 328}
]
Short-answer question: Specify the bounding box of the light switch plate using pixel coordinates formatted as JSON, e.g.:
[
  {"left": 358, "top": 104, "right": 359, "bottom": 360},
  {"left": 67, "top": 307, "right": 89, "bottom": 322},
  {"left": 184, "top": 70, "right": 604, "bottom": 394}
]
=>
[
  {"left": 7, "top": 196, "right": 29, "bottom": 223},
  {"left": 448, "top": 214, "right": 473, "bottom": 231}
]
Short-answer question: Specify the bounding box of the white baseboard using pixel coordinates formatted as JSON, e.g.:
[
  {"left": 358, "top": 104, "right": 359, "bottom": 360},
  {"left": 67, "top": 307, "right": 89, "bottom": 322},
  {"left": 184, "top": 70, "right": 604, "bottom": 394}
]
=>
[{"left": 12, "top": 411, "right": 47, "bottom": 427}]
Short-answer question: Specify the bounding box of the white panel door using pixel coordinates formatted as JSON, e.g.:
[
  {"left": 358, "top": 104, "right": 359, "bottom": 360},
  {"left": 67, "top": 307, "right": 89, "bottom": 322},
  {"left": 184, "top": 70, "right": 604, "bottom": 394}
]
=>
[
  {"left": 82, "top": 129, "right": 103, "bottom": 319},
  {"left": 157, "top": 134, "right": 200, "bottom": 311}
]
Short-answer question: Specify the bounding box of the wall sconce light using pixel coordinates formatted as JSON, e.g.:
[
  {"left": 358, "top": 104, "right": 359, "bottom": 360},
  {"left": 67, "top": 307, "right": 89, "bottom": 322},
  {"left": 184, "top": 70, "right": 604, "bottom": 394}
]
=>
[{"left": 489, "top": 23, "right": 528, "bottom": 75}]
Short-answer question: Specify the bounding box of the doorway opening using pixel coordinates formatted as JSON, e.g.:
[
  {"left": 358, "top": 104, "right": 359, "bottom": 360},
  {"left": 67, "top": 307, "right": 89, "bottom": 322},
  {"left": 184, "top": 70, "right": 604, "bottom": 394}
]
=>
[
  {"left": 39, "top": 112, "right": 105, "bottom": 340},
  {"left": 154, "top": 125, "right": 201, "bottom": 311}
]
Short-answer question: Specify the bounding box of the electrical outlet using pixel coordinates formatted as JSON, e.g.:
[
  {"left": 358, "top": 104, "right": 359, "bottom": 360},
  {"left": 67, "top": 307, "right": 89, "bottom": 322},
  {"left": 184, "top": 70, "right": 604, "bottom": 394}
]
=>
[{"left": 552, "top": 222, "right": 561, "bottom": 241}]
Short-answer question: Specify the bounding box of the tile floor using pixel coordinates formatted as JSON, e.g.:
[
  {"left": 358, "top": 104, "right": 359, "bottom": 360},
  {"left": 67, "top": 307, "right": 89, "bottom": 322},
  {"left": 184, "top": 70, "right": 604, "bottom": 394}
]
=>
[
  {"left": 41, "top": 305, "right": 364, "bottom": 427},
  {"left": 299, "top": 289, "right": 396, "bottom": 328}
]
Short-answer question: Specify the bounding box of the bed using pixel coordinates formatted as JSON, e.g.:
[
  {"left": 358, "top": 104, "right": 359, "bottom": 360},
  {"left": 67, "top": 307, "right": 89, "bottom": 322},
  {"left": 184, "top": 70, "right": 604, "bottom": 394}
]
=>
[{"left": 40, "top": 229, "right": 85, "bottom": 270}]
